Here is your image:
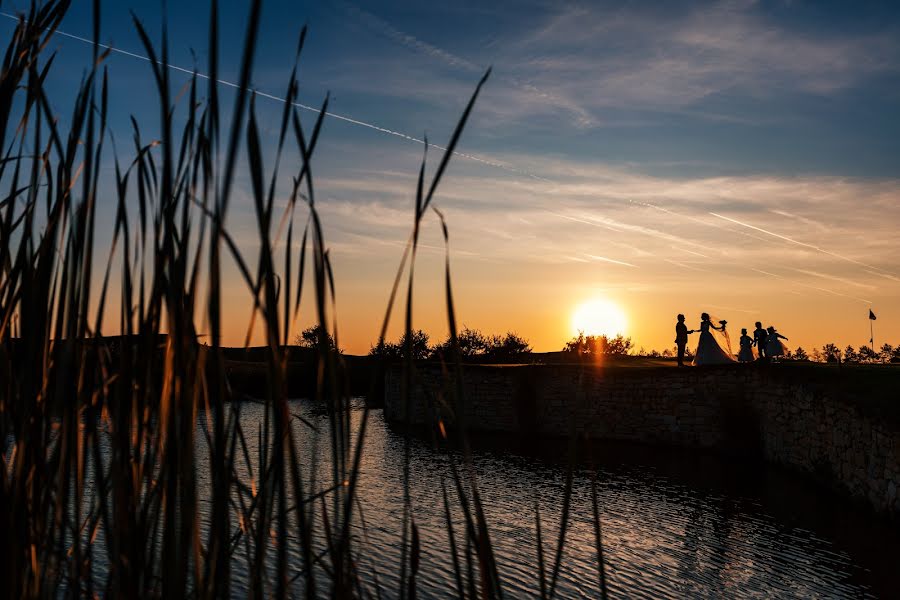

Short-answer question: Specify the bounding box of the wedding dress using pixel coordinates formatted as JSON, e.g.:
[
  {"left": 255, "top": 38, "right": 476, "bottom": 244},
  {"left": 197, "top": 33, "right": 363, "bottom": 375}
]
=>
[
  {"left": 693, "top": 320, "right": 736, "bottom": 365},
  {"left": 737, "top": 334, "right": 756, "bottom": 362},
  {"left": 766, "top": 332, "right": 787, "bottom": 357}
]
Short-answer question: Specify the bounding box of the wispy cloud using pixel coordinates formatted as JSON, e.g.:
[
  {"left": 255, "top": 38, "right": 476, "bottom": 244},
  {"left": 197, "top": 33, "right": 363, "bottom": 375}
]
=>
[
  {"left": 336, "top": 1, "right": 483, "bottom": 73},
  {"left": 515, "top": 0, "right": 900, "bottom": 110},
  {"left": 303, "top": 152, "right": 900, "bottom": 316},
  {"left": 330, "top": 0, "right": 899, "bottom": 136},
  {"left": 793, "top": 269, "right": 877, "bottom": 291},
  {"left": 335, "top": 0, "right": 600, "bottom": 127},
  {"left": 585, "top": 254, "right": 638, "bottom": 268},
  {"left": 709, "top": 211, "right": 895, "bottom": 278},
  {"left": 0, "top": 10, "right": 556, "bottom": 183},
  {"left": 665, "top": 259, "right": 710, "bottom": 273}
]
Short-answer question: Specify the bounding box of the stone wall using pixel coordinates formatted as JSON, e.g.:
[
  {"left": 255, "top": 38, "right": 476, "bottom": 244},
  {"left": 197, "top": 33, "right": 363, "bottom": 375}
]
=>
[{"left": 384, "top": 363, "right": 900, "bottom": 518}]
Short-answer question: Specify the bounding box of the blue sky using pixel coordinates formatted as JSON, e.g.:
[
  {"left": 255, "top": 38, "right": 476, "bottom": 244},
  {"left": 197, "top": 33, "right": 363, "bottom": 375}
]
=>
[
  {"left": 25, "top": 0, "right": 899, "bottom": 176},
  {"left": 4, "top": 0, "right": 900, "bottom": 352}
]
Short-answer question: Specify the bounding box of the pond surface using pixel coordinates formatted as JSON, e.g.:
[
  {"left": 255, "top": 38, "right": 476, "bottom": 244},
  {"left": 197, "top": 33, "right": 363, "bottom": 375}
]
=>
[{"left": 205, "top": 398, "right": 900, "bottom": 598}]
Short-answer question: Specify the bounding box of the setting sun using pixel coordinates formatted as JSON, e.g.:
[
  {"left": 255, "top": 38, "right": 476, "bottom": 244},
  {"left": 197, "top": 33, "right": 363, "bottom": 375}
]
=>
[{"left": 572, "top": 299, "right": 628, "bottom": 338}]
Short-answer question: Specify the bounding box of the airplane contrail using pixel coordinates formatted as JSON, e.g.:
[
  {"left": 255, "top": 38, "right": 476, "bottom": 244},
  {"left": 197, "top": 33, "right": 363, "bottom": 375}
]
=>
[
  {"left": 335, "top": 1, "right": 597, "bottom": 128},
  {"left": 749, "top": 267, "right": 785, "bottom": 280},
  {"left": 867, "top": 269, "right": 900, "bottom": 282},
  {"left": 678, "top": 247, "right": 710, "bottom": 259},
  {"left": 710, "top": 211, "right": 894, "bottom": 278},
  {"left": 0, "top": 11, "right": 550, "bottom": 182},
  {"left": 664, "top": 258, "right": 708, "bottom": 272},
  {"left": 793, "top": 268, "right": 877, "bottom": 291},
  {"left": 585, "top": 254, "right": 637, "bottom": 268},
  {"left": 634, "top": 198, "right": 773, "bottom": 245},
  {"left": 576, "top": 211, "right": 722, "bottom": 254},
  {"left": 800, "top": 283, "right": 871, "bottom": 305},
  {"left": 751, "top": 267, "right": 871, "bottom": 304}
]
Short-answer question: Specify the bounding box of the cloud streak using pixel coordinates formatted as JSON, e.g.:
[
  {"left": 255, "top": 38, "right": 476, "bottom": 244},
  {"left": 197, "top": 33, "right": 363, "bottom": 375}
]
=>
[
  {"left": 515, "top": 0, "right": 900, "bottom": 112},
  {"left": 709, "top": 212, "right": 894, "bottom": 279},
  {"left": 585, "top": 254, "right": 638, "bottom": 268},
  {"left": 336, "top": 1, "right": 599, "bottom": 127},
  {"left": 0, "top": 11, "right": 551, "bottom": 182}
]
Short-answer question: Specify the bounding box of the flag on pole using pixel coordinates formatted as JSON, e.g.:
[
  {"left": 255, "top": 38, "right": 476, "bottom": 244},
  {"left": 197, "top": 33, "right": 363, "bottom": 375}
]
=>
[{"left": 869, "top": 309, "right": 877, "bottom": 321}]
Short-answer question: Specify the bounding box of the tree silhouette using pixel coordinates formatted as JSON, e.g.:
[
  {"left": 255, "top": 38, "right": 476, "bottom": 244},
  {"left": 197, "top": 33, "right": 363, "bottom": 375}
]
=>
[
  {"left": 843, "top": 345, "right": 858, "bottom": 363},
  {"left": 431, "top": 327, "right": 531, "bottom": 360},
  {"left": 607, "top": 335, "right": 634, "bottom": 355},
  {"left": 793, "top": 346, "right": 809, "bottom": 361},
  {"left": 858, "top": 345, "right": 879, "bottom": 363},
  {"left": 484, "top": 332, "right": 532, "bottom": 360},
  {"left": 563, "top": 332, "right": 596, "bottom": 355},
  {"left": 456, "top": 327, "right": 489, "bottom": 356},
  {"left": 564, "top": 333, "right": 633, "bottom": 356},
  {"left": 892, "top": 345, "right": 900, "bottom": 363},
  {"left": 431, "top": 326, "right": 488, "bottom": 358},
  {"left": 822, "top": 343, "right": 841, "bottom": 363},
  {"left": 369, "top": 329, "right": 431, "bottom": 360},
  {"left": 294, "top": 324, "right": 340, "bottom": 352}
]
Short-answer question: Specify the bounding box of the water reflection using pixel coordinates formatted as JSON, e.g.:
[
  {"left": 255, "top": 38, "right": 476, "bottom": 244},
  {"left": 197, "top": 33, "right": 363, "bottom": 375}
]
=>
[{"left": 219, "top": 399, "right": 898, "bottom": 598}]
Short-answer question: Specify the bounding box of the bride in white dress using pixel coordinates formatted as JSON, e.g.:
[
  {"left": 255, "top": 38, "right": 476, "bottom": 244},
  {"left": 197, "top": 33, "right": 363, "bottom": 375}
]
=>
[{"left": 693, "top": 312, "right": 736, "bottom": 365}]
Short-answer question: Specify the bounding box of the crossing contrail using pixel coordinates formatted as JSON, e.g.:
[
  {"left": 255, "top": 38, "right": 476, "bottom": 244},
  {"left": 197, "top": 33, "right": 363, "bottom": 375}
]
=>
[
  {"left": 664, "top": 258, "right": 709, "bottom": 273},
  {"left": 585, "top": 254, "right": 637, "bottom": 268},
  {"left": 793, "top": 268, "right": 877, "bottom": 291},
  {"left": 0, "top": 11, "right": 550, "bottom": 182},
  {"left": 336, "top": 0, "right": 597, "bottom": 128},
  {"left": 709, "top": 211, "right": 895, "bottom": 278},
  {"left": 751, "top": 267, "right": 872, "bottom": 304}
]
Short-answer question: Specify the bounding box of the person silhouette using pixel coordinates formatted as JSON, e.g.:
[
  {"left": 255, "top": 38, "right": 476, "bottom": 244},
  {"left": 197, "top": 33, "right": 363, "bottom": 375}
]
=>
[
  {"left": 737, "top": 328, "right": 755, "bottom": 362},
  {"left": 693, "top": 313, "right": 735, "bottom": 365},
  {"left": 675, "top": 314, "right": 694, "bottom": 367},
  {"left": 765, "top": 326, "right": 789, "bottom": 360},
  {"left": 753, "top": 321, "right": 768, "bottom": 361}
]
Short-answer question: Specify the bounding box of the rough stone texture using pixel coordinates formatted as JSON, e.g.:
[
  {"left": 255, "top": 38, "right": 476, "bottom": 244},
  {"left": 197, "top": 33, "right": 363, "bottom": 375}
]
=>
[{"left": 384, "top": 363, "right": 900, "bottom": 518}]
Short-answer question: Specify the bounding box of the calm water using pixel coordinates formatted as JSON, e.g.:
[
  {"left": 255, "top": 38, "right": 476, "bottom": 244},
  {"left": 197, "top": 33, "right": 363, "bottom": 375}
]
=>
[{"left": 206, "top": 398, "right": 900, "bottom": 598}]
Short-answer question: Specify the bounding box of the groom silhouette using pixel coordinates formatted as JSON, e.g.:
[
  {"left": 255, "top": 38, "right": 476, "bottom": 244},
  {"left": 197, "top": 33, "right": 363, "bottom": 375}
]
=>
[
  {"left": 675, "top": 314, "right": 694, "bottom": 367},
  {"left": 753, "top": 321, "right": 768, "bottom": 361}
]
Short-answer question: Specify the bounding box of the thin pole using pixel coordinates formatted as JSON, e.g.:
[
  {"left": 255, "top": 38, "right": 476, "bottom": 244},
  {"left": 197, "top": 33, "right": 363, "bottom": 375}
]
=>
[{"left": 870, "top": 318, "right": 874, "bottom": 349}]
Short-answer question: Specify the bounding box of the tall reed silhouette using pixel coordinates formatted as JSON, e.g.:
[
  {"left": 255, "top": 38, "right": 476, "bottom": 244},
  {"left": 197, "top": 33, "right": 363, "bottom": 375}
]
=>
[{"left": 0, "top": 1, "right": 607, "bottom": 597}]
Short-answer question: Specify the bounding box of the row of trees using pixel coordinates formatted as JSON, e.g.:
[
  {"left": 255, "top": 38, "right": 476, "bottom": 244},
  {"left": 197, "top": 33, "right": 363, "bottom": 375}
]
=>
[
  {"left": 368, "top": 330, "right": 643, "bottom": 361},
  {"left": 293, "top": 325, "right": 535, "bottom": 360},
  {"left": 634, "top": 342, "right": 900, "bottom": 363},
  {"left": 561, "top": 333, "right": 634, "bottom": 356},
  {"left": 369, "top": 327, "right": 533, "bottom": 361},
  {"left": 814, "top": 343, "right": 900, "bottom": 364},
  {"left": 297, "top": 326, "right": 638, "bottom": 361}
]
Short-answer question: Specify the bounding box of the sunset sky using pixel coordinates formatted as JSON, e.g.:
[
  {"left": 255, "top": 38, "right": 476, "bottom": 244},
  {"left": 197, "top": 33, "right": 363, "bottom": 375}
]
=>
[{"left": 5, "top": 0, "right": 900, "bottom": 354}]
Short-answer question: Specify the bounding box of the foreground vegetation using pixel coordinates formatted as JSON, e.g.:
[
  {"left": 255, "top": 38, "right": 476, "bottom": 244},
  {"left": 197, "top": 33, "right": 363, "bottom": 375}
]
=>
[{"left": 0, "top": 1, "right": 608, "bottom": 597}]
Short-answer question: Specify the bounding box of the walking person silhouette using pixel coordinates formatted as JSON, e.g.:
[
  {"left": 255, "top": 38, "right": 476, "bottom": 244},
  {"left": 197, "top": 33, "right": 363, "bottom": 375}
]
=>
[
  {"left": 765, "top": 326, "right": 789, "bottom": 361},
  {"left": 753, "top": 321, "right": 768, "bottom": 361},
  {"left": 738, "top": 328, "right": 755, "bottom": 362},
  {"left": 675, "top": 314, "right": 694, "bottom": 367}
]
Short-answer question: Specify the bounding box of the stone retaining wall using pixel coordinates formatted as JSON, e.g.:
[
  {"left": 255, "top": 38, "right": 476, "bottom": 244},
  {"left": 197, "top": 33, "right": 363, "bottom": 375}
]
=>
[{"left": 384, "top": 363, "right": 900, "bottom": 518}]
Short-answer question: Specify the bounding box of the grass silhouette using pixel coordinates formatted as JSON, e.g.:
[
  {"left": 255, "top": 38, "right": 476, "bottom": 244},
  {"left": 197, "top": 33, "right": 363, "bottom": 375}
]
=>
[{"left": 0, "top": 1, "right": 606, "bottom": 597}]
